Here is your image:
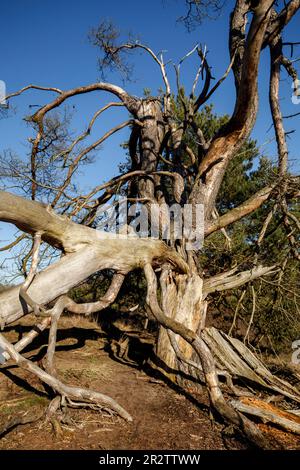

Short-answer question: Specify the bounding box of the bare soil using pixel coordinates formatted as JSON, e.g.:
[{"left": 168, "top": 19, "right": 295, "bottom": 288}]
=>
[{"left": 0, "top": 315, "right": 299, "bottom": 450}]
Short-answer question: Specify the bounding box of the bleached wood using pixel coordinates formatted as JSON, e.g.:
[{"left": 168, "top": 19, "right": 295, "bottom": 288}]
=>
[{"left": 231, "top": 398, "right": 300, "bottom": 435}]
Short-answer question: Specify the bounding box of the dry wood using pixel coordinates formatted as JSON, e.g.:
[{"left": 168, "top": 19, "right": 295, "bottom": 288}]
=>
[
  {"left": 202, "top": 327, "right": 300, "bottom": 403},
  {"left": 0, "top": 409, "right": 44, "bottom": 438},
  {"left": 231, "top": 397, "right": 300, "bottom": 435},
  {"left": 0, "top": 332, "right": 132, "bottom": 421},
  {"left": 0, "top": 0, "right": 299, "bottom": 449}
]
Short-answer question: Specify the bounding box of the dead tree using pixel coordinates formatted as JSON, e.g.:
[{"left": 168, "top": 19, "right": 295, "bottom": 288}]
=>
[{"left": 0, "top": 0, "right": 300, "bottom": 448}]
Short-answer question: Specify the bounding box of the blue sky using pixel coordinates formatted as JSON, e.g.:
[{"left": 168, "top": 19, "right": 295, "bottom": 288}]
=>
[
  {"left": 1, "top": 0, "right": 299, "bottom": 175},
  {"left": 0, "top": 0, "right": 299, "bottom": 277}
]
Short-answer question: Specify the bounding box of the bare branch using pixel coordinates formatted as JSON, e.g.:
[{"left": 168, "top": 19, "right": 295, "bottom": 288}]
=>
[
  {"left": 193, "top": 47, "right": 212, "bottom": 111},
  {"left": 244, "top": 285, "right": 256, "bottom": 344},
  {"left": 194, "top": 47, "right": 237, "bottom": 110},
  {"left": 203, "top": 265, "right": 278, "bottom": 296},
  {"left": 0, "top": 233, "right": 26, "bottom": 252},
  {"left": 51, "top": 102, "right": 124, "bottom": 164},
  {"left": 212, "top": 207, "right": 232, "bottom": 249},
  {"left": 29, "top": 83, "right": 139, "bottom": 132},
  {"left": 6, "top": 85, "right": 63, "bottom": 100},
  {"left": 0, "top": 332, "right": 132, "bottom": 421},
  {"left": 228, "top": 289, "right": 246, "bottom": 336},
  {"left": 51, "top": 119, "right": 138, "bottom": 207},
  {"left": 205, "top": 185, "right": 276, "bottom": 236},
  {"left": 109, "top": 42, "right": 172, "bottom": 100},
  {"left": 264, "top": 1, "right": 300, "bottom": 47}
]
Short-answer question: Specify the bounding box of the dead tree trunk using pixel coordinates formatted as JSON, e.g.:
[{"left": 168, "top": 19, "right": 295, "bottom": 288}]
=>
[
  {"left": 1, "top": 0, "right": 299, "bottom": 448},
  {"left": 155, "top": 0, "right": 275, "bottom": 377}
]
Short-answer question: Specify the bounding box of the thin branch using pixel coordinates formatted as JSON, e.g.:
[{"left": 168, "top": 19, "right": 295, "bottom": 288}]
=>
[
  {"left": 189, "top": 44, "right": 205, "bottom": 97},
  {"left": 71, "top": 169, "right": 184, "bottom": 216},
  {"left": 29, "top": 83, "right": 138, "bottom": 133},
  {"left": 228, "top": 289, "right": 246, "bottom": 337},
  {"left": 51, "top": 119, "right": 139, "bottom": 207},
  {"left": 0, "top": 233, "right": 26, "bottom": 252},
  {"left": 6, "top": 85, "right": 63, "bottom": 100},
  {"left": 193, "top": 47, "right": 212, "bottom": 111},
  {"left": 244, "top": 285, "right": 256, "bottom": 344},
  {"left": 203, "top": 265, "right": 278, "bottom": 296},
  {"left": 109, "top": 43, "right": 171, "bottom": 98},
  {"left": 212, "top": 207, "right": 232, "bottom": 249},
  {"left": 257, "top": 204, "right": 278, "bottom": 247},
  {"left": 282, "top": 111, "right": 300, "bottom": 119},
  {"left": 194, "top": 48, "right": 237, "bottom": 110},
  {"left": 205, "top": 185, "right": 276, "bottom": 236},
  {"left": 51, "top": 102, "right": 124, "bottom": 163}
]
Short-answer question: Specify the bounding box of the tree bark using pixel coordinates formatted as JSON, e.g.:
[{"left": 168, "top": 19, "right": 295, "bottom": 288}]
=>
[
  {"left": 0, "top": 191, "right": 188, "bottom": 327},
  {"left": 156, "top": 268, "right": 204, "bottom": 381}
]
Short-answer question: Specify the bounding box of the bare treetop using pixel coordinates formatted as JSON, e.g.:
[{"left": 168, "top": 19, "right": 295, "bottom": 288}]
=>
[{"left": 0, "top": 0, "right": 299, "bottom": 449}]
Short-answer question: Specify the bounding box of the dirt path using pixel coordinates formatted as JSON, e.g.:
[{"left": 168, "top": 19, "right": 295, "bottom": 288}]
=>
[{"left": 0, "top": 316, "right": 299, "bottom": 450}]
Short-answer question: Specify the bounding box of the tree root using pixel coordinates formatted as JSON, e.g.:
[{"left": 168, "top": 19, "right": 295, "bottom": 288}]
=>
[
  {"left": 0, "top": 259, "right": 298, "bottom": 450},
  {"left": 143, "top": 263, "right": 288, "bottom": 449},
  {"left": 46, "top": 396, "right": 75, "bottom": 437},
  {"left": 0, "top": 408, "right": 44, "bottom": 439},
  {"left": 0, "top": 332, "right": 132, "bottom": 422}
]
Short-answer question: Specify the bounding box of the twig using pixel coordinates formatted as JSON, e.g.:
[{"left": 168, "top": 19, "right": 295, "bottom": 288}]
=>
[
  {"left": 229, "top": 289, "right": 246, "bottom": 336},
  {"left": 244, "top": 285, "right": 256, "bottom": 344}
]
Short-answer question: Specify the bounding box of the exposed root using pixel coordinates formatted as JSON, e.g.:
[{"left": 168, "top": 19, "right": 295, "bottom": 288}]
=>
[
  {"left": 0, "top": 408, "right": 44, "bottom": 439},
  {"left": 0, "top": 333, "right": 132, "bottom": 423},
  {"left": 0, "top": 255, "right": 298, "bottom": 449},
  {"left": 168, "top": 330, "right": 253, "bottom": 397},
  {"left": 143, "top": 262, "right": 287, "bottom": 449},
  {"left": 47, "top": 396, "right": 62, "bottom": 417}
]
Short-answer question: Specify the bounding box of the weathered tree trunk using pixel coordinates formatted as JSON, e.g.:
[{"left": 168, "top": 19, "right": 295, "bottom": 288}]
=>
[
  {"left": 0, "top": 191, "right": 188, "bottom": 328},
  {"left": 155, "top": 268, "right": 204, "bottom": 383},
  {"left": 1, "top": 0, "right": 299, "bottom": 448},
  {"left": 155, "top": 0, "right": 275, "bottom": 381}
]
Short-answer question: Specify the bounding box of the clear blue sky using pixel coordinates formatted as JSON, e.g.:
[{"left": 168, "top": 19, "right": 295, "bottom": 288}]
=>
[{"left": 0, "top": 0, "right": 299, "bottom": 277}]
